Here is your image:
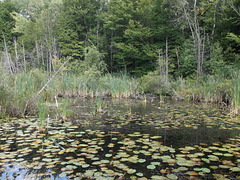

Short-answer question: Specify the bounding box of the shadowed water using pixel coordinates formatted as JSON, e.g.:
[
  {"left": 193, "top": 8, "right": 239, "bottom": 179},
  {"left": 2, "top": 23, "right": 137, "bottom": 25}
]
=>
[{"left": 0, "top": 99, "right": 240, "bottom": 179}]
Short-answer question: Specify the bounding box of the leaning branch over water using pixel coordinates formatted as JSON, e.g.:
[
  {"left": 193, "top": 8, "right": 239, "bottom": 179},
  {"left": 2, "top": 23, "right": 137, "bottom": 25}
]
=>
[{"left": 34, "top": 56, "right": 72, "bottom": 102}]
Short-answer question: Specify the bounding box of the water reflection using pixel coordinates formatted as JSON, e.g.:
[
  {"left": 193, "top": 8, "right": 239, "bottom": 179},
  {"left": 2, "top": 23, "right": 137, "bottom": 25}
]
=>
[{"left": 0, "top": 99, "right": 239, "bottom": 179}]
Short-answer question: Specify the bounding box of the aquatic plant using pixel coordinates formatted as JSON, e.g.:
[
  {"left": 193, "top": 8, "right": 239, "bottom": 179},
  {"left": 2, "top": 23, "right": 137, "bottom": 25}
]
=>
[
  {"left": 173, "top": 74, "right": 232, "bottom": 106},
  {"left": 0, "top": 101, "right": 240, "bottom": 179},
  {"left": 231, "top": 72, "right": 240, "bottom": 115},
  {"left": 61, "top": 99, "right": 68, "bottom": 121},
  {"left": 37, "top": 99, "right": 48, "bottom": 132},
  {"left": 143, "top": 93, "right": 147, "bottom": 103},
  {"left": 96, "top": 96, "right": 102, "bottom": 113}
]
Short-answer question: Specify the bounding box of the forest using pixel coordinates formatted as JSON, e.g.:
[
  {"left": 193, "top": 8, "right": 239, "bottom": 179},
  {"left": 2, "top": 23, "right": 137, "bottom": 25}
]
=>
[{"left": 0, "top": 0, "right": 240, "bottom": 118}]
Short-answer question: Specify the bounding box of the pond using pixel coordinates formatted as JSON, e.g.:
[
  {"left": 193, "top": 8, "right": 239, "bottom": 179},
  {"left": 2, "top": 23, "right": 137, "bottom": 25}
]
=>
[{"left": 0, "top": 99, "right": 240, "bottom": 179}]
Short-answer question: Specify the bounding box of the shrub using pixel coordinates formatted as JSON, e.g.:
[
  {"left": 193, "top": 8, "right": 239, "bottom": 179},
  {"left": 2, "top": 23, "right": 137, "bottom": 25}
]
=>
[{"left": 140, "top": 71, "right": 172, "bottom": 95}]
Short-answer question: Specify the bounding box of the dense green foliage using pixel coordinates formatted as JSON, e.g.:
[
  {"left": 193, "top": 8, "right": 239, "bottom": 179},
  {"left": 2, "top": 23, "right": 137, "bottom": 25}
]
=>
[
  {"left": 0, "top": 0, "right": 239, "bottom": 76},
  {"left": 0, "top": 0, "right": 17, "bottom": 44},
  {"left": 0, "top": 0, "right": 239, "bottom": 117}
]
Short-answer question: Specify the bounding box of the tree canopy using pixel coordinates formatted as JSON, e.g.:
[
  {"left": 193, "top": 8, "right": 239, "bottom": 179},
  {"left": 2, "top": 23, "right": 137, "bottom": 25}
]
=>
[{"left": 0, "top": 0, "right": 239, "bottom": 77}]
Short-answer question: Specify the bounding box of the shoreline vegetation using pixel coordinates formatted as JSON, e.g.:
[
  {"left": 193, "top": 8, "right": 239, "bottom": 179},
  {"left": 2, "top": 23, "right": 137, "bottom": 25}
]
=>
[
  {"left": 0, "top": 67, "right": 239, "bottom": 120},
  {"left": 0, "top": 0, "right": 239, "bottom": 120}
]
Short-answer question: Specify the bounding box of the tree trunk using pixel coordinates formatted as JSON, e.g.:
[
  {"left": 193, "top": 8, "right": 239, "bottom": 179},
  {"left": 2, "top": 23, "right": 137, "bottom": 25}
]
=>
[
  {"left": 14, "top": 37, "right": 19, "bottom": 73},
  {"left": 22, "top": 40, "right": 26, "bottom": 72},
  {"left": 36, "top": 40, "right": 40, "bottom": 67},
  {"left": 176, "top": 48, "right": 180, "bottom": 76},
  {"left": 41, "top": 43, "right": 44, "bottom": 67},
  {"left": 110, "top": 32, "right": 114, "bottom": 74},
  {"left": 3, "top": 33, "right": 13, "bottom": 74},
  {"left": 165, "top": 37, "right": 169, "bottom": 83}
]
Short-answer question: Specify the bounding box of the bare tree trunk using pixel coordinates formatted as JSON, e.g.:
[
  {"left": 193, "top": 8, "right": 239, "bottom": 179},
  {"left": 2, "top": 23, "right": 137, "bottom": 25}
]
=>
[
  {"left": 212, "top": 2, "right": 218, "bottom": 36},
  {"left": 158, "top": 49, "right": 162, "bottom": 77},
  {"left": 53, "top": 37, "right": 58, "bottom": 59},
  {"left": 41, "top": 43, "right": 44, "bottom": 67},
  {"left": 49, "top": 52, "right": 52, "bottom": 73},
  {"left": 165, "top": 37, "right": 169, "bottom": 83},
  {"left": 84, "top": 32, "right": 88, "bottom": 61},
  {"left": 36, "top": 40, "right": 40, "bottom": 67},
  {"left": 176, "top": 48, "right": 180, "bottom": 76},
  {"left": 183, "top": 6, "right": 196, "bottom": 45},
  {"left": 197, "top": 33, "right": 202, "bottom": 79},
  {"left": 14, "top": 37, "right": 19, "bottom": 73},
  {"left": 22, "top": 40, "right": 26, "bottom": 72},
  {"left": 96, "top": 11, "right": 99, "bottom": 49},
  {"left": 50, "top": 51, "right": 55, "bottom": 73},
  {"left": 201, "top": 30, "right": 206, "bottom": 73},
  {"left": 193, "top": 0, "right": 203, "bottom": 79},
  {"left": 110, "top": 32, "right": 113, "bottom": 74},
  {"left": 46, "top": 49, "right": 49, "bottom": 74},
  {"left": 3, "top": 33, "right": 13, "bottom": 74},
  {"left": 228, "top": 0, "right": 240, "bottom": 16}
]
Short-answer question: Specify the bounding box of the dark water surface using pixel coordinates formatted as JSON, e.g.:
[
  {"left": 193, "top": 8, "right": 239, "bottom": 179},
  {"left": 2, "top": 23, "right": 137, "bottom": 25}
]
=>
[{"left": 0, "top": 99, "right": 240, "bottom": 179}]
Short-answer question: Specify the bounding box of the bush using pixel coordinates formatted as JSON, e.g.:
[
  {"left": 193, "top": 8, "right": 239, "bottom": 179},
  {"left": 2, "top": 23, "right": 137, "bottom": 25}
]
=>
[{"left": 140, "top": 71, "right": 172, "bottom": 95}]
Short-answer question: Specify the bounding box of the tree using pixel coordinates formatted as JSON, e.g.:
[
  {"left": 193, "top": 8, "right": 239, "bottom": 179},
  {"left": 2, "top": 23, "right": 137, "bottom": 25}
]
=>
[
  {"left": 0, "top": 0, "right": 17, "bottom": 45},
  {"left": 103, "top": 0, "right": 178, "bottom": 76},
  {"left": 12, "top": 0, "right": 63, "bottom": 71},
  {"left": 57, "top": 0, "right": 102, "bottom": 73}
]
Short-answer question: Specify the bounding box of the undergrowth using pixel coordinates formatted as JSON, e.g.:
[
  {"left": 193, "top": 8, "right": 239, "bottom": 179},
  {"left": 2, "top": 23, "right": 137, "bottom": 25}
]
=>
[
  {"left": 0, "top": 67, "right": 239, "bottom": 119},
  {"left": 0, "top": 69, "right": 140, "bottom": 119}
]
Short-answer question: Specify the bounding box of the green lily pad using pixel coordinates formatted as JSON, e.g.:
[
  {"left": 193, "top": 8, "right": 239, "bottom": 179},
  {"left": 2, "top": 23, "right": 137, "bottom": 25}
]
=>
[
  {"left": 147, "top": 164, "right": 156, "bottom": 170},
  {"left": 136, "top": 172, "right": 143, "bottom": 177},
  {"left": 151, "top": 175, "right": 167, "bottom": 179},
  {"left": 138, "top": 159, "right": 146, "bottom": 163},
  {"left": 230, "top": 167, "right": 240, "bottom": 172},
  {"left": 167, "top": 174, "right": 178, "bottom": 180},
  {"left": 127, "top": 168, "right": 136, "bottom": 174},
  {"left": 105, "top": 154, "right": 112, "bottom": 158}
]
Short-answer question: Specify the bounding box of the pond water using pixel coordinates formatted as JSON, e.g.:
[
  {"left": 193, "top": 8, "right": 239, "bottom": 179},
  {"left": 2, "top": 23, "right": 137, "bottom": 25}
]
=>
[{"left": 0, "top": 99, "right": 240, "bottom": 179}]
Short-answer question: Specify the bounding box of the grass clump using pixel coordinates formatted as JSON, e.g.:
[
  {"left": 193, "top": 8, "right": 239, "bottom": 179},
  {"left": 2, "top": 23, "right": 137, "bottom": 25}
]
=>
[
  {"left": 231, "top": 72, "right": 240, "bottom": 115},
  {"left": 0, "top": 69, "right": 54, "bottom": 119},
  {"left": 173, "top": 75, "right": 232, "bottom": 105},
  {"left": 0, "top": 69, "right": 141, "bottom": 119},
  {"left": 140, "top": 71, "right": 172, "bottom": 96},
  {"left": 37, "top": 99, "right": 48, "bottom": 132}
]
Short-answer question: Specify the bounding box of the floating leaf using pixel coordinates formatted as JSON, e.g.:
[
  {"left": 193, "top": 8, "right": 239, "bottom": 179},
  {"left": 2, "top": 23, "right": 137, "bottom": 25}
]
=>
[
  {"left": 230, "top": 167, "right": 240, "bottom": 172},
  {"left": 151, "top": 175, "right": 167, "bottom": 180},
  {"left": 127, "top": 169, "right": 136, "bottom": 174},
  {"left": 138, "top": 159, "right": 146, "bottom": 163},
  {"left": 167, "top": 174, "right": 178, "bottom": 180},
  {"left": 105, "top": 154, "right": 112, "bottom": 158},
  {"left": 147, "top": 165, "right": 156, "bottom": 170},
  {"left": 136, "top": 172, "right": 143, "bottom": 177}
]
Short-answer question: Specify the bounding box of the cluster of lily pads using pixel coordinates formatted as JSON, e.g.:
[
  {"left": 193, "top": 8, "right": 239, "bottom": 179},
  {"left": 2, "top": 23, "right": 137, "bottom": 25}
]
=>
[{"left": 0, "top": 101, "right": 240, "bottom": 179}]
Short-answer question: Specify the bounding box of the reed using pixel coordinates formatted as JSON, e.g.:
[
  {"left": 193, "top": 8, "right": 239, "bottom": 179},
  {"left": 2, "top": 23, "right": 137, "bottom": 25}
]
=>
[
  {"left": 37, "top": 99, "right": 48, "bottom": 132},
  {"left": 96, "top": 96, "right": 102, "bottom": 113},
  {"left": 61, "top": 99, "right": 68, "bottom": 121},
  {"left": 231, "top": 72, "right": 240, "bottom": 115},
  {"left": 173, "top": 74, "right": 232, "bottom": 106}
]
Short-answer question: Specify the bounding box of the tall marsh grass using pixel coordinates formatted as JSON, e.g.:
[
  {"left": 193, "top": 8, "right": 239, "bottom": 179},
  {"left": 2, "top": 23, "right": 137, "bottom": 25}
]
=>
[
  {"left": 174, "top": 75, "right": 231, "bottom": 104},
  {"left": 57, "top": 73, "right": 140, "bottom": 98},
  {"left": 0, "top": 69, "right": 55, "bottom": 118},
  {"left": 37, "top": 99, "right": 48, "bottom": 132},
  {"left": 0, "top": 69, "right": 141, "bottom": 118},
  {"left": 173, "top": 72, "right": 240, "bottom": 115},
  {"left": 231, "top": 72, "right": 240, "bottom": 115}
]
